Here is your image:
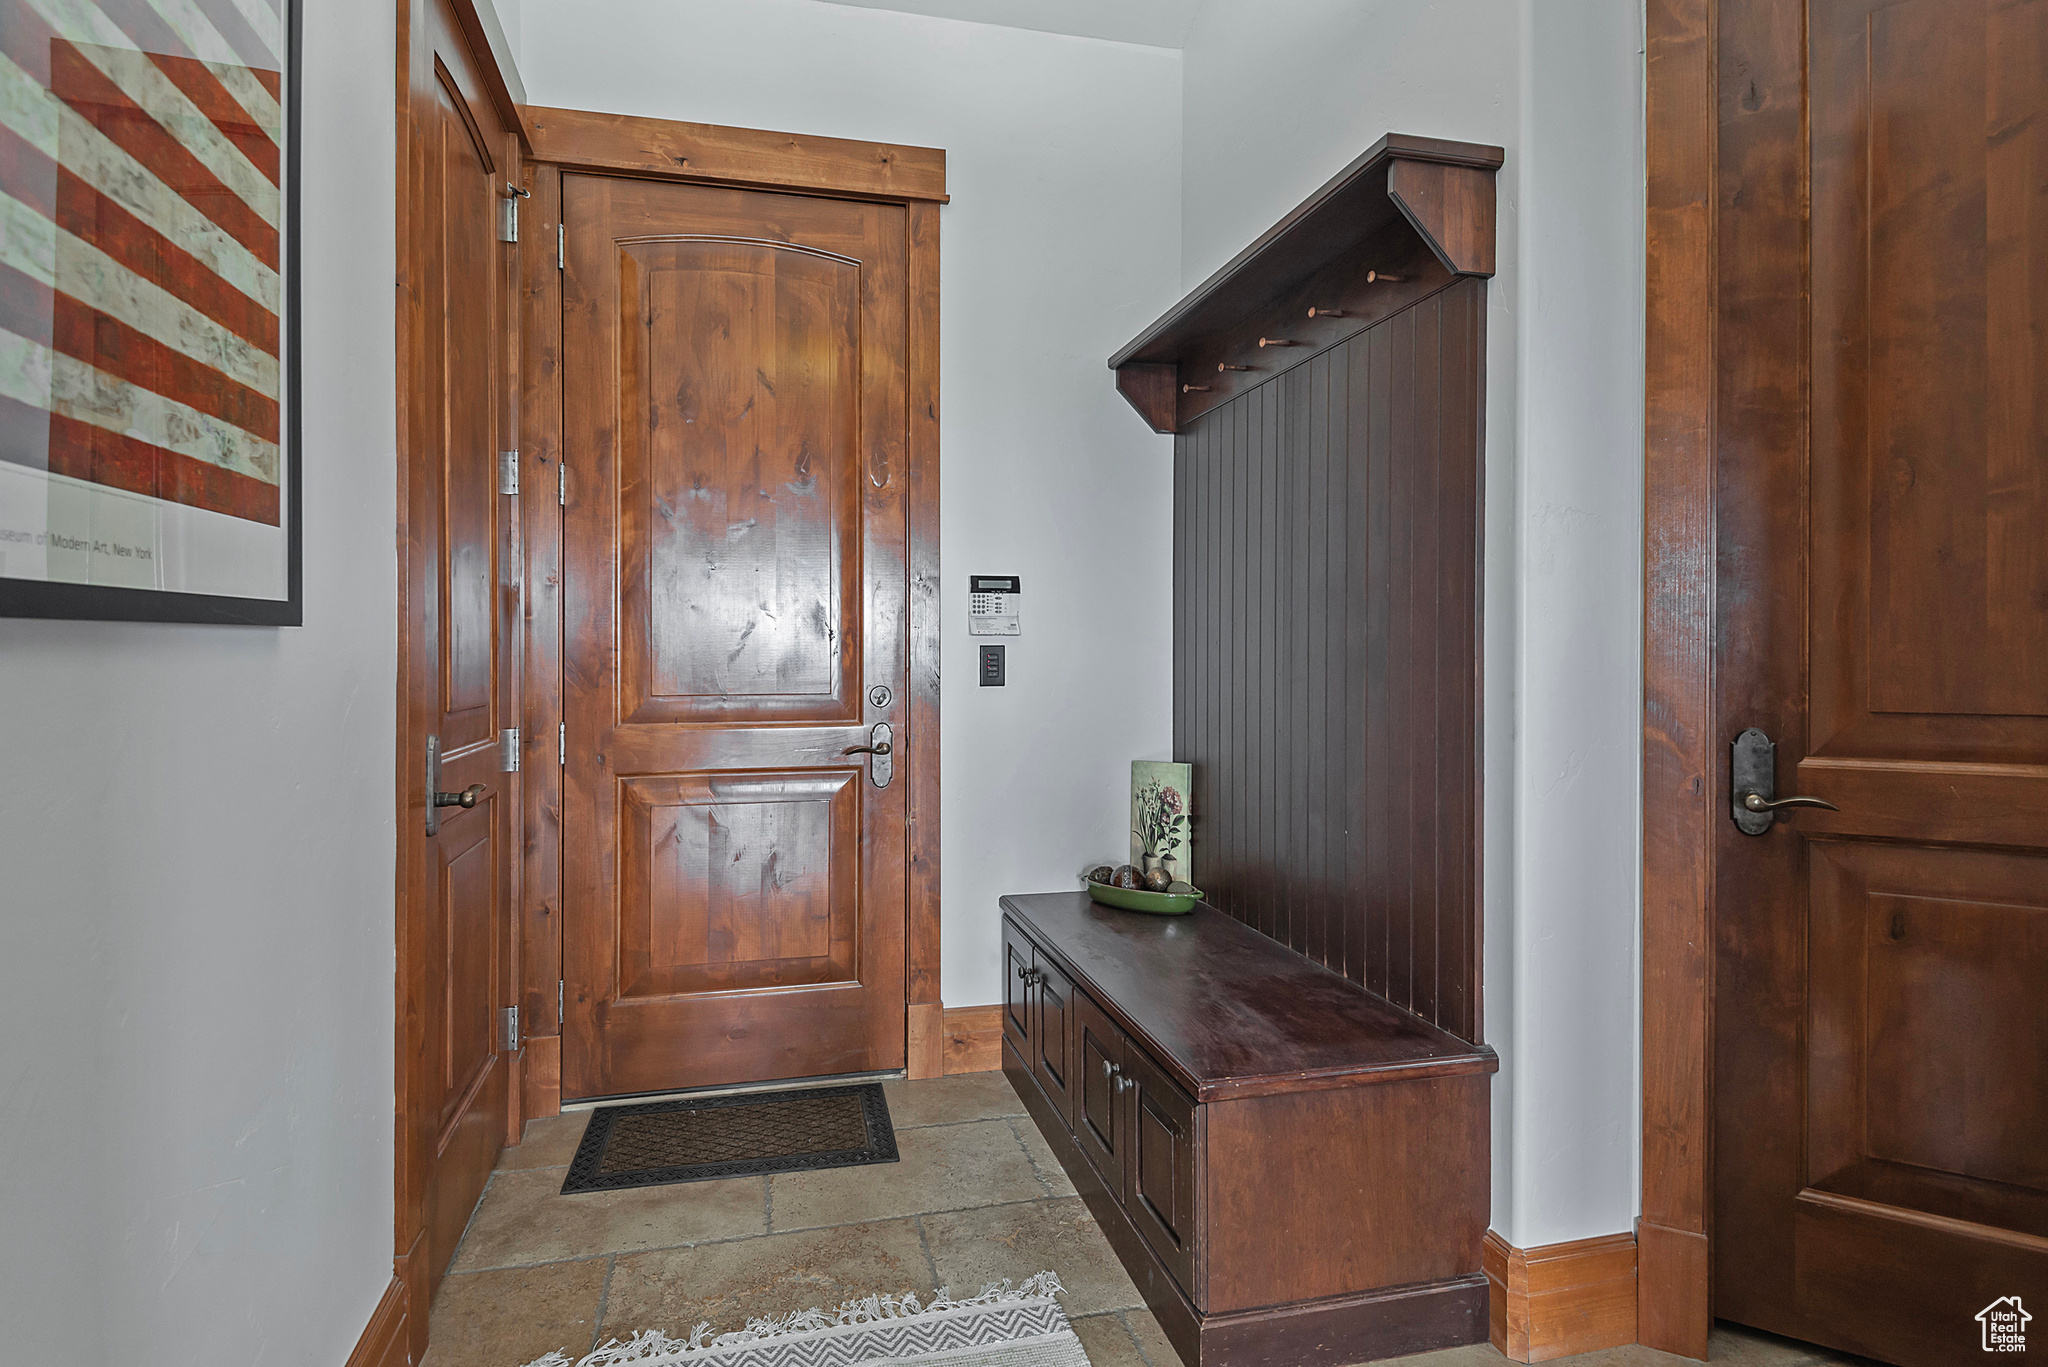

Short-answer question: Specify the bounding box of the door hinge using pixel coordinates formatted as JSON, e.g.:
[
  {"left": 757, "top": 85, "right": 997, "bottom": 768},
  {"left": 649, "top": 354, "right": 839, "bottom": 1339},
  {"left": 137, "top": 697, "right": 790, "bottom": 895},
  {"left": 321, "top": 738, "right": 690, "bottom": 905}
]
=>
[
  {"left": 498, "top": 449, "right": 519, "bottom": 495},
  {"left": 558, "top": 463, "right": 568, "bottom": 506},
  {"left": 558, "top": 980, "right": 565, "bottom": 1022},
  {"left": 500, "top": 727, "right": 520, "bottom": 773},
  {"left": 559, "top": 722, "right": 566, "bottom": 766},
  {"left": 500, "top": 182, "right": 529, "bottom": 244},
  {"left": 557, "top": 222, "right": 565, "bottom": 270},
  {"left": 500, "top": 1005, "right": 519, "bottom": 1051}
]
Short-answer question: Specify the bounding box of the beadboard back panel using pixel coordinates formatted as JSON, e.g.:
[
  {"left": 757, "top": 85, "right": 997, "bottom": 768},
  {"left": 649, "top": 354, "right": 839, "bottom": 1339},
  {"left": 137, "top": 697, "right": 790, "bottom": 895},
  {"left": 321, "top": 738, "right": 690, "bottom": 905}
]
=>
[{"left": 1171, "top": 277, "right": 1485, "bottom": 1043}]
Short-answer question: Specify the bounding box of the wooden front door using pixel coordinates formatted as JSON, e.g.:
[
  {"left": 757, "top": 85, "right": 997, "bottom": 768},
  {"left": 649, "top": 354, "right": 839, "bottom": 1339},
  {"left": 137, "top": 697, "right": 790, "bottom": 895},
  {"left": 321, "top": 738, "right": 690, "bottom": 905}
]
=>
[
  {"left": 1713, "top": 1, "right": 2048, "bottom": 1360},
  {"left": 399, "top": 0, "right": 521, "bottom": 1296},
  {"left": 559, "top": 176, "right": 910, "bottom": 1100}
]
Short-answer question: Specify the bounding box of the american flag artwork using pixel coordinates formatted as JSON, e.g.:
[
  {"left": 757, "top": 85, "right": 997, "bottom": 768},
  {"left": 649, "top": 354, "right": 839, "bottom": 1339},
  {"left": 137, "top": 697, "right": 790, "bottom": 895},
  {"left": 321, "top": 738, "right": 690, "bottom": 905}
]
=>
[{"left": 0, "top": 0, "right": 295, "bottom": 614}]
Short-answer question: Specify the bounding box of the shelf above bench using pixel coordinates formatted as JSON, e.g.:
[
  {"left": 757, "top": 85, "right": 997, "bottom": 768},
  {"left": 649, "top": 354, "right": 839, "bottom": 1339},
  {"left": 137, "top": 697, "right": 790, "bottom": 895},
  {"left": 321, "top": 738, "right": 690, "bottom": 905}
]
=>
[{"left": 1110, "top": 132, "right": 1504, "bottom": 434}]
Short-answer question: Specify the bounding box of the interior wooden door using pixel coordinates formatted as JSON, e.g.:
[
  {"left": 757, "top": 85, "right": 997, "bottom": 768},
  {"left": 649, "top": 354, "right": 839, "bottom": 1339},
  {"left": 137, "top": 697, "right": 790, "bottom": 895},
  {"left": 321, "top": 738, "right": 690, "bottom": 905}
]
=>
[
  {"left": 1713, "top": 1, "right": 2048, "bottom": 1360},
  {"left": 560, "top": 175, "right": 909, "bottom": 1100},
  {"left": 399, "top": 0, "right": 520, "bottom": 1296}
]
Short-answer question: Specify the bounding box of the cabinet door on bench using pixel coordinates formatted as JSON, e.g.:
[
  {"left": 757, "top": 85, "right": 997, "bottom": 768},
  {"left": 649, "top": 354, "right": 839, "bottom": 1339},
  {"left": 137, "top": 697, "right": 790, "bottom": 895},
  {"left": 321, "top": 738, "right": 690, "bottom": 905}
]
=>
[
  {"left": 1030, "top": 953, "right": 1078, "bottom": 1126},
  {"left": 1073, "top": 992, "right": 1127, "bottom": 1202},
  {"left": 1123, "top": 1044, "right": 1199, "bottom": 1294},
  {"left": 1001, "top": 920, "right": 1034, "bottom": 1055}
]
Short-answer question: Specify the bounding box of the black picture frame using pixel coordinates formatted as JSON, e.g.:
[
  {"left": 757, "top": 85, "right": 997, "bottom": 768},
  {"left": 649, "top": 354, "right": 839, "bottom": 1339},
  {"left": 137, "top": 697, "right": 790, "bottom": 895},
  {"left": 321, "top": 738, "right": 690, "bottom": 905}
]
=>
[{"left": 0, "top": 0, "right": 304, "bottom": 626}]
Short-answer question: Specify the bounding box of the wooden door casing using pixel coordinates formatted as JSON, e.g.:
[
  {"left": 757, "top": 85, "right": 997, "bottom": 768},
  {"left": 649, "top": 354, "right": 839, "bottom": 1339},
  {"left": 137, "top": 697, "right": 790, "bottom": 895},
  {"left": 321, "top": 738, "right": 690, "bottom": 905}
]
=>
[
  {"left": 397, "top": 0, "right": 522, "bottom": 1313},
  {"left": 1703, "top": 0, "right": 2048, "bottom": 1360},
  {"left": 560, "top": 175, "right": 910, "bottom": 1100}
]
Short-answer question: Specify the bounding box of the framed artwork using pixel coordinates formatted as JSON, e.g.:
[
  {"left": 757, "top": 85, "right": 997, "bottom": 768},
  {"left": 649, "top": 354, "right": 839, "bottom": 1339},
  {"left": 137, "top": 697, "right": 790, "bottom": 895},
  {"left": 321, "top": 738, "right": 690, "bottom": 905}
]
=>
[
  {"left": 0, "top": 0, "right": 301, "bottom": 624},
  {"left": 1130, "top": 760, "right": 1194, "bottom": 886}
]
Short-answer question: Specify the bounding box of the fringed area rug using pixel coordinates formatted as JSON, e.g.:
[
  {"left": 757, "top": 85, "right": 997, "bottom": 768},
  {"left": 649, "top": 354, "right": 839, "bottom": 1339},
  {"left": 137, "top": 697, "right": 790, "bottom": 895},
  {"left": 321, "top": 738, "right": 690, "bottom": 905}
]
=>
[{"left": 518, "top": 1274, "right": 1090, "bottom": 1367}]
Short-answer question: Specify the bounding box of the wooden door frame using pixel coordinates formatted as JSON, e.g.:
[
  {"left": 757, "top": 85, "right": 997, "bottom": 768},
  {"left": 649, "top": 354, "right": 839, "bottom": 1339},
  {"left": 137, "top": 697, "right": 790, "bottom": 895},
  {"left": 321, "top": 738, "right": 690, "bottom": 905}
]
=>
[
  {"left": 1640, "top": 0, "right": 1715, "bottom": 1357},
  {"left": 512, "top": 107, "right": 950, "bottom": 1118}
]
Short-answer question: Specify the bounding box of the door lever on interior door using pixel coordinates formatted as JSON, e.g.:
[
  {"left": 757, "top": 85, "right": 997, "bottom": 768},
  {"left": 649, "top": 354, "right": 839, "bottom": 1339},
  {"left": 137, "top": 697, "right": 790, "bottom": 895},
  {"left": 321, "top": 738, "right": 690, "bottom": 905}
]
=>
[
  {"left": 1740, "top": 791, "right": 1838, "bottom": 813},
  {"left": 423, "top": 734, "right": 486, "bottom": 836},
  {"left": 843, "top": 722, "right": 893, "bottom": 788},
  {"left": 1731, "top": 727, "right": 1840, "bottom": 835}
]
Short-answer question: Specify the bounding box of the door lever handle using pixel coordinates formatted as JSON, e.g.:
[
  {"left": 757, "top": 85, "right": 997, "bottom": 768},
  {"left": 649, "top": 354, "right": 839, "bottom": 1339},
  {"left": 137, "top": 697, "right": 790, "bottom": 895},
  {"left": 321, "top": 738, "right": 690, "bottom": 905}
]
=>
[
  {"left": 1731, "top": 727, "right": 1839, "bottom": 835},
  {"left": 1740, "top": 791, "right": 1839, "bottom": 814},
  {"left": 845, "top": 722, "right": 894, "bottom": 788},
  {"left": 433, "top": 783, "right": 486, "bottom": 809}
]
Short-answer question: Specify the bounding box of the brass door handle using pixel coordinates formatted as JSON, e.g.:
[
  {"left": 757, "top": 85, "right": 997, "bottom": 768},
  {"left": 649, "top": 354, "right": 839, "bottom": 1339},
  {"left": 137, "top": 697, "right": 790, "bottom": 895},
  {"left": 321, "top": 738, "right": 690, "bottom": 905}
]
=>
[
  {"left": 1740, "top": 791, "right": 1839, "bottom": 814},
  {"left": 433, "top": 783, "right": 486, "bottom": 810},
  {"left": 843, "top": 741, "right": 893, "bottom": 756}
]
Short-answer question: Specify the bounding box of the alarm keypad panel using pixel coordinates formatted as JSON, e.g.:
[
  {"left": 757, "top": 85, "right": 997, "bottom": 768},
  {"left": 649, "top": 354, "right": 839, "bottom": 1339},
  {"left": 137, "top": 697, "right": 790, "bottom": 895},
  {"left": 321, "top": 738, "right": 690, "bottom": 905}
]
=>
[{"left": 968, "top": 575, "right": 1020, "bottom": 637}]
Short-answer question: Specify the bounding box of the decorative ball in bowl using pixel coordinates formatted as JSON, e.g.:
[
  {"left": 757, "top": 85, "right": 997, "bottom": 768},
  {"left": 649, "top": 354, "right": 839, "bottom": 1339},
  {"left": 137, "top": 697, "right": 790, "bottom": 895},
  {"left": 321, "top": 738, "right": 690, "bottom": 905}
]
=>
[{"left": 1082, "top": 864, "right": 1203, "bottom": 915}]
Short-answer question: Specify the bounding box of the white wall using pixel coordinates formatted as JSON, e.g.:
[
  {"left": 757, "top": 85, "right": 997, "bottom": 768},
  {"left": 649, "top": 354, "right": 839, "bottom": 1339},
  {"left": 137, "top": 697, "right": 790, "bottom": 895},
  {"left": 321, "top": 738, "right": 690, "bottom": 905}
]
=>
[
  {"left": 0, "top": 1, "right": 399, "bottom": 1360},
  {"left": 519, "top": 0, "right": 1184, "bottom": 1012},
  {"left": 1178, "top": 0, "right": 1644, "bottom": 1250}
]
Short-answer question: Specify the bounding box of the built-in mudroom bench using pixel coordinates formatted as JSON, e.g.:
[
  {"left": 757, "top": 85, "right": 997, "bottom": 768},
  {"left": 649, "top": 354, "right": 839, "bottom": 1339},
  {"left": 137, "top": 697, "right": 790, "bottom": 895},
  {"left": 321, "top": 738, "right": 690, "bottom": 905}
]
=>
[
  {"left": 1004, "top": 131, "right": 1504, "bottom": 1366},
  {"left": 1002, "top": 894, "right": 1496, "bottom": 1366}
]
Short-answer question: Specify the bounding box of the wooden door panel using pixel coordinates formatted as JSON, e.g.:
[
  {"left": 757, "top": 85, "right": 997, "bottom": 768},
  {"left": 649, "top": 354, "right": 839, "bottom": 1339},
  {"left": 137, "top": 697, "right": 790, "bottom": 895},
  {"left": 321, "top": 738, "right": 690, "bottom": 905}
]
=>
[
  {"left": 1074, "top": 990, "right": 1126, "bottom": 1200},
  {"left": 437, "top": 805, "right": 501, "bottom": 1137},
  {"left": 1122, "top": 1043, "right": 1198, "bottom": 1294},
  {"left": 1810, "top": 0, "right": 2048, "bottom": 759},
  {"left": 1002, "top": 922, "right": 1032, "bottom": 1052},
  {"left": 619, "top": 769, "right": 861, "bottom": 997},
  {"left": 1807, "top": 841, "right": 2048, "bottom": 1223},
  {"left": 432, "top": 58, "right": 503, "bottom": 751},
  {"left": 1031, "top": 953, "right": 1076, "bottom": 1126},
  {"left": 619, "top": 237, "right": 861, "bottom": 724},
  {"left": 1792, "top": 1191, "right": 2048, "bottom": 1365},
  {"left": 562, "top": 174, "right": 909, "bottom": 1100}
]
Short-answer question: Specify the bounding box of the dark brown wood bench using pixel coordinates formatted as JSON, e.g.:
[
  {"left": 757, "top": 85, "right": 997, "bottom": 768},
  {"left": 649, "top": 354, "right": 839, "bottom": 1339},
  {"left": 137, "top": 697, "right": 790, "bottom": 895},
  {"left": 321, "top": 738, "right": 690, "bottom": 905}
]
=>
[{"left": 1001, "top": 891, "right": 1497, "bottom": 1367}]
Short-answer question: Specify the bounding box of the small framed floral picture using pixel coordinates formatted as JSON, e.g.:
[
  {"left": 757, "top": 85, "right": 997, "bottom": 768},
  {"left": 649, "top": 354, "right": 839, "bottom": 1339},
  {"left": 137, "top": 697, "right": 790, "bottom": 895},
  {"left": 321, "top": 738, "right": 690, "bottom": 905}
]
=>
[{"left": 1130, "top": 761, "right": 1194, "bottom": 886}]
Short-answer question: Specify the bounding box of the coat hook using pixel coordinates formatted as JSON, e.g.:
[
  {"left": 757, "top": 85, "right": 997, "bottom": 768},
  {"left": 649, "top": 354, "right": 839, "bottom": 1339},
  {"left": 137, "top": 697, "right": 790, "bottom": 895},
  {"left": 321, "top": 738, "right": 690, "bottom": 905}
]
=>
[
  {"left": 1218, "top": 363, "right": 1253, "bottom": 372},
  {"left": 1258, "top": 337, "right": 1299, "bottom": 348},
  {"left": 1182, "top": 384, "right": 1210, "bottom": 393},
  {"left": 1309, "top": 307, "right": 1345, "bottom": 318},
  {"left": 1367, "top": 270, "right": 1405, "bottom": 283}
]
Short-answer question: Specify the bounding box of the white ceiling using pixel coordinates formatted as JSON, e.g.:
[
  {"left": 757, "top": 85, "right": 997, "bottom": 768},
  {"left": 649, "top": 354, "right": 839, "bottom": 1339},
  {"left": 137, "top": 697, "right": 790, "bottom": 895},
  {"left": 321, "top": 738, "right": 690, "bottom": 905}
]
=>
[{"left": 809, "top": 0, "right": 1205, "bottom": 48}]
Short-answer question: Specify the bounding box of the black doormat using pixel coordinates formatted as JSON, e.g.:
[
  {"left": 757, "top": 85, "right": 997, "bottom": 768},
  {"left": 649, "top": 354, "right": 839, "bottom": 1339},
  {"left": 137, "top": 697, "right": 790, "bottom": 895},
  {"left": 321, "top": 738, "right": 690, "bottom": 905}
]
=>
[{"left": 560, "top": 1082, "right": 898, "bottom": 1194}]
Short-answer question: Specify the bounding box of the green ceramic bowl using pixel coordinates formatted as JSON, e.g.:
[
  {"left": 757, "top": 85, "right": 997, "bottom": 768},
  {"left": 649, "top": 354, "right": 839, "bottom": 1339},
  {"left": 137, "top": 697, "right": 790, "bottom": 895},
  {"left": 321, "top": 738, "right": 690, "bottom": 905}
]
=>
[{"left": 1084, "top": 879, "right": 1204, "bottom": 916}]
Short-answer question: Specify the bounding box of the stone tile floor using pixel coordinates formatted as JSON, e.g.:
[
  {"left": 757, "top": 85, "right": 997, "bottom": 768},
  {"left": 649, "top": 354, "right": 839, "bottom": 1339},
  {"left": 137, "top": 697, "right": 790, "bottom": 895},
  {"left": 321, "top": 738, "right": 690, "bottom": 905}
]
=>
[{"left": 422, "top": 1072, "right": 1866, "bottom": 1367}]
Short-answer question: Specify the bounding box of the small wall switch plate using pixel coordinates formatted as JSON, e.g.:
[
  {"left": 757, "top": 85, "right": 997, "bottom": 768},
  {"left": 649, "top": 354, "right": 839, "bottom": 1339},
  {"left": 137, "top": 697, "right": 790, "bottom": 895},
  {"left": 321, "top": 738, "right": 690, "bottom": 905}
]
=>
[{"left": 979, "top": 644, "right": 1006, "bottom": 687}]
